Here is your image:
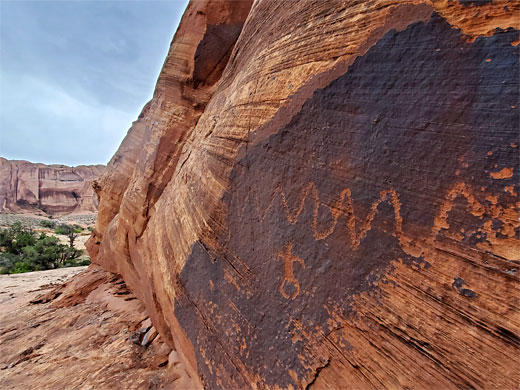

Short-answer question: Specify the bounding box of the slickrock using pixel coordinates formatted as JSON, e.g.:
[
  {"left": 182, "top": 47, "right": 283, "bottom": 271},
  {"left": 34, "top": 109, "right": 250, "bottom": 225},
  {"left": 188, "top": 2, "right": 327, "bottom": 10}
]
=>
[
  {"left": 0, "top": 266, "right": 195, "bottom": 389},
  {"left": 87, "top": 0, "right": 520, "bottom": 388},
  {"left": 0, "top": 158, "right": 105, "bottom": 216}
]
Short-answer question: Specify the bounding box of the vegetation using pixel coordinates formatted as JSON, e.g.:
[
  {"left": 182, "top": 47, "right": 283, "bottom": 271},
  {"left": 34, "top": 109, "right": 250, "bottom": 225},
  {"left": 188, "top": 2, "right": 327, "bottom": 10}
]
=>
[
  {"left": 0, "top": 222, "right": 90, "bottom": 274},
  {"left": 54, "top": 224, "right": 82, "bottom": 248},
  {"left": 39, "top": 219, "right": 57, "bottom": 229}
]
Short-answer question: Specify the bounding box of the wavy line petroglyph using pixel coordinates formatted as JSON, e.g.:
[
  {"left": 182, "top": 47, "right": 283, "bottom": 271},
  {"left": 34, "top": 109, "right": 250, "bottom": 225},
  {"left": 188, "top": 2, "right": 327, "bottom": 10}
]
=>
[
  {"left": 245, "top": 180, "right": 517, "bottom": 252},
  {"left": 243, "top": 183, "right": 404, "bottom": 248},
  {"left": 280, "top": 184, "right": 404, "bottom": 249},
  {"left": 239, "top": 179, "right": 518, "bottom": 299}
]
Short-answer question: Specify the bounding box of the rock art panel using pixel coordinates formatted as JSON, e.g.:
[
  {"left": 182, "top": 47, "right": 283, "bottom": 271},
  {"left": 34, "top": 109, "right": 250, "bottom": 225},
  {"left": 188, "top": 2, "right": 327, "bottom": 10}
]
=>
[{"left": 173, "top": 14, "right": 519, "bottom": 388}]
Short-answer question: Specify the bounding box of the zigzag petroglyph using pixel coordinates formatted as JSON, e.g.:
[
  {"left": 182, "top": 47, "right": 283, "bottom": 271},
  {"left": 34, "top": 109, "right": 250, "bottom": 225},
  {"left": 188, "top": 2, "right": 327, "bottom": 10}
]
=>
[
  {"left": 240, "top": 179, "right": 516, "bottom": 258},
  {"left": 236, "top": 176, "right": 518, "bottom": 299}
]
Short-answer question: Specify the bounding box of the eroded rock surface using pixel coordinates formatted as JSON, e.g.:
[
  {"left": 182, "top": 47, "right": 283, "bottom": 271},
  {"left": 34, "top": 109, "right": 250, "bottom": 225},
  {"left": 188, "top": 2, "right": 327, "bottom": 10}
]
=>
[
  {"left": 0, "top": 266, "right": 196, "bottom": 390},
  {"left": 88, "top": 0, "right": 520, "bottom": 388},
  {"left": 0, "top": 158, "right": 105, "bottom": 216}
]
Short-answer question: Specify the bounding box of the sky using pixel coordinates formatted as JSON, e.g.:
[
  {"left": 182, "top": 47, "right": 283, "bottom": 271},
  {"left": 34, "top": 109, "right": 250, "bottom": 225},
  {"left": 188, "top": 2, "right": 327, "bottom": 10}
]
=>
[{"left": 0, "top": 0, "right": 188, "bottom": 166}]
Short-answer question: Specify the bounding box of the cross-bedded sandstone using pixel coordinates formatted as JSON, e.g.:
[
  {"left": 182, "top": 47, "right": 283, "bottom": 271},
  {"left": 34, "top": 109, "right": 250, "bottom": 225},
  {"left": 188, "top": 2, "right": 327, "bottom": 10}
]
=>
[{"left": 87, "top": 1, "right": 520, "bottom": 388}]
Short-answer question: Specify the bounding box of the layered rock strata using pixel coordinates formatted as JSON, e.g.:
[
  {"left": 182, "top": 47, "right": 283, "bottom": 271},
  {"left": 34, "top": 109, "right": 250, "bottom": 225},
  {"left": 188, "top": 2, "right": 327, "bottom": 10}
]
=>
[
  {"left": 0, "top": 158, "right": 105, "bottom": 215},
  {"left": 88, "top": 0, "right": 520, "bottom": 388}
]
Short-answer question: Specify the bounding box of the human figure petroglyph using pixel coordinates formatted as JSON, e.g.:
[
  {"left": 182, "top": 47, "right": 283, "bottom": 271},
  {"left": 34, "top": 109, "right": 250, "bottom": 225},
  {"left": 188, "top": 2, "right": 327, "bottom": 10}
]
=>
[{"left": 277, "top": 243, "right": 305, "bottom": 300}]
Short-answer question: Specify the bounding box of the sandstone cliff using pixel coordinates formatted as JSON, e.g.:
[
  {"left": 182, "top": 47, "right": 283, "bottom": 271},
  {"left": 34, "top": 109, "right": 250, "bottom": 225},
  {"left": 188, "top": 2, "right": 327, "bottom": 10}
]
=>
[
  {"left": 88, "top": 1, "right": 520, "bottom": 388},
  {"left": 0, "top": 158, "right": 105, "bottom": 216}
]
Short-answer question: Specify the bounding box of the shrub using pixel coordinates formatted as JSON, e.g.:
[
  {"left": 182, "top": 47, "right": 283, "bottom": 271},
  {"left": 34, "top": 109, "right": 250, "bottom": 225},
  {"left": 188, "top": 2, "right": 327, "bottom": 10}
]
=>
[
  {"left": 54, "top": 224, "right": 80, "bottom": 247},
  {"left": 54, "top": 224, "right": 69, "bottom": 235},
  {"left": 39, "top": 219, "right": 57, "bottom": 229},
  {"left": 0, "top": 253, "right": 20, "bottom": 274},
  {"left": 13, "top": 261, "right": 33, "bottom": 273},
  {"left": 0, "top": 224, "right": 83, "bottom": 274},
  {"left": 63, "top": 257, "right": 91, "bottom": 267}
]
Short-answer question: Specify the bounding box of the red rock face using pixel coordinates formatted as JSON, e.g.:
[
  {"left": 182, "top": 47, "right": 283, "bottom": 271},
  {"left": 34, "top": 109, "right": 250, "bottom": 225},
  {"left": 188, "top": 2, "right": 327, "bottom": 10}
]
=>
[
  {"left": 0, "top": 158, "right": 105, "bottom": 215},
  {"left": 89, "top": 1, "right": 520, "bottom": 388}
]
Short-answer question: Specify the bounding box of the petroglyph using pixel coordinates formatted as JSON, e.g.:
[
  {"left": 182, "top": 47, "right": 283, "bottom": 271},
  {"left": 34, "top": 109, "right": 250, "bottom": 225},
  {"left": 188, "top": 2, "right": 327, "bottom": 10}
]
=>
[
  {"left": 246, "top": 182, "right": 404, "bottom": 248},
  {"left": 277, "top": 243, "right": 306, "bottom": 300},
  {"left": 266, "top": 179, "right": 519, "bottom": 298},
  {"left": 248, "top": 178, "right": 519, "bottom": 280},
  {"left": 431, "top": 182, "right": 485, "bottom": 240}
]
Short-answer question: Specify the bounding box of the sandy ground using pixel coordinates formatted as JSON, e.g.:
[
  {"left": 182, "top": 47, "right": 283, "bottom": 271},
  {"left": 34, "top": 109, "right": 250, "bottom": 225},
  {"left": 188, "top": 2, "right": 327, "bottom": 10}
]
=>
[
  {"left": 0, "top": 213, "right": 97, "bottom": 228},
  {"left": 0, "top": 267, "right": 87, "bottom": 314},
  {"left": 0, "top": 267, "right": 197, "bottom": 389}
]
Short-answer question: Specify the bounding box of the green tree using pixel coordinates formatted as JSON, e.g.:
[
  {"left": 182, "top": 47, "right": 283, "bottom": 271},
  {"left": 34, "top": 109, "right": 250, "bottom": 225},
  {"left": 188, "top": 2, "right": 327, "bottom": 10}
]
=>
[
  {"left": 23, "top": 234, "right": 81, "bottom": 270},
  {"left": 55, "top": 224, "right": 80, "bottom": 248},
  {"left": 0, "top": 252, "right": 20, "bottom": 274},
  {"left": 0, "top": 224, "right": 82, "bottom": 273},
  {"left": 0, "top": 222, "right": 36, "bottom": 255}
]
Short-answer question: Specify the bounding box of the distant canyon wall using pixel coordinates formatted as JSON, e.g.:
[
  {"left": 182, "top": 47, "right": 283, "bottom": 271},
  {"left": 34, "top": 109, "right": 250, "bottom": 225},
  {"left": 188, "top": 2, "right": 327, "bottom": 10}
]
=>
[{"left": 0, "top": 158, "right": 105, "bottom": 215}]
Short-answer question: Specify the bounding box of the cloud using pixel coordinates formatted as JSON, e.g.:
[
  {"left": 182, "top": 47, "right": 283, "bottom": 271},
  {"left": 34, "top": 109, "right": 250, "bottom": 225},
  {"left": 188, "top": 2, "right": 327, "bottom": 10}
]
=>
[
  {"left": 0, "top": 0, "right": 188, "bottom": 166},
  {"left": 0, "top": 72, "right": 134, "bottom": 165}
]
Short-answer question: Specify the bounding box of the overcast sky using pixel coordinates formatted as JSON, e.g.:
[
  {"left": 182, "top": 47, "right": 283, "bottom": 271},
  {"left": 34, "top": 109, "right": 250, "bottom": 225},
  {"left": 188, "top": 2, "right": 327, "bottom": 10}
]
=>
[{"left": 0, "top": 0, "right": 188, "bottom": 166}]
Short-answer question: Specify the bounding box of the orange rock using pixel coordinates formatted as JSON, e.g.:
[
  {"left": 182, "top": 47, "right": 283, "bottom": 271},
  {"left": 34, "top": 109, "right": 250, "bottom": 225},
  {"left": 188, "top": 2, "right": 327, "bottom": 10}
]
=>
[
  {"left": 88, "top": 0, "right": 520, "bottom": 388},
  {"left": 0, "top": 266, "right": 196, "bottom": 389},
  {"left": 141, "top": 326, "right": 158, "bottom": 347},
  {"left": 0, "top": 157, "right": 105, "bottom": 215}
]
